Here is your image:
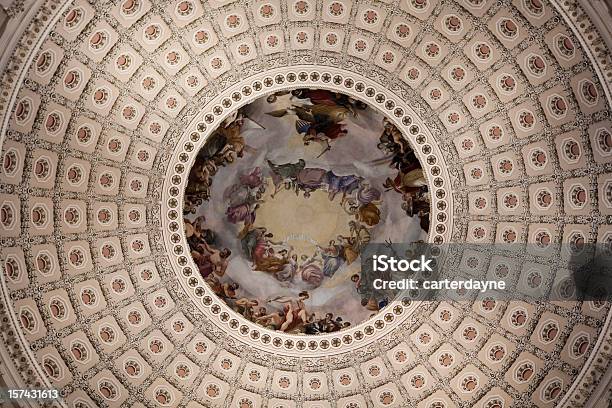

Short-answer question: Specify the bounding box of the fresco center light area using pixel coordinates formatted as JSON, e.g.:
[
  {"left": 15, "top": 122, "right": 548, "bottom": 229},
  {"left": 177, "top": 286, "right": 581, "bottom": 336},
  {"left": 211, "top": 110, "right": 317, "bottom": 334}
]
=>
[
  {"left": 184, "top": 89, "right": 430, "bottom": 334},
  {"left": 255, "top": 188, "right": 353, "bottom": 259}
]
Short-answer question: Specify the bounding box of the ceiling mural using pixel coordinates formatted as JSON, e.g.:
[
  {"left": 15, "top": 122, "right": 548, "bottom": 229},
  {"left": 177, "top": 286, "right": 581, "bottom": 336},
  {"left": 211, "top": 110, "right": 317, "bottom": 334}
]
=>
[
  {"left": 0, "top": 0, "right": 610, "bottom": 407},
  {"left": 184, "top": 90, "right": 428, "bottom": 333}
]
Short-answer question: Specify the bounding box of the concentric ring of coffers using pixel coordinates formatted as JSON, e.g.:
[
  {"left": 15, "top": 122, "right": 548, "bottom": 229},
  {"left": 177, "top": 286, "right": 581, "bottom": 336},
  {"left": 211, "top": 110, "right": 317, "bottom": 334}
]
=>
[{"left": 0, "top": 0, "right": 609, "bottom": 407}]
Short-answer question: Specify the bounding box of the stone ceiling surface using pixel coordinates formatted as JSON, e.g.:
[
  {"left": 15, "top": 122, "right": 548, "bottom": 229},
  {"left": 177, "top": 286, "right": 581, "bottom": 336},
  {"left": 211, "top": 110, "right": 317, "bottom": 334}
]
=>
[{"left": 0, "top": 0, "right": 610, "bottom": 407}]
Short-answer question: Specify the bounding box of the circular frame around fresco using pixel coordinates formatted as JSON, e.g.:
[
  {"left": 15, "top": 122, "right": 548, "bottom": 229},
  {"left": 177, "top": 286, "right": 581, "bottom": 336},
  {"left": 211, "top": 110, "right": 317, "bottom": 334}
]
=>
[{"left": 164, "top": 66, "right": 453, "bottom": 357}]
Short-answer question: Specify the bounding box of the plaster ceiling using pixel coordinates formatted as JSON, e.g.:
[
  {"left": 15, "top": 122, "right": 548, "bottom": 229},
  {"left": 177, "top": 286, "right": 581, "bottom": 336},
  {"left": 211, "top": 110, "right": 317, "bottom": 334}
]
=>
[{"left": 0, "top": 0, "right": 610, "bottom": 407}]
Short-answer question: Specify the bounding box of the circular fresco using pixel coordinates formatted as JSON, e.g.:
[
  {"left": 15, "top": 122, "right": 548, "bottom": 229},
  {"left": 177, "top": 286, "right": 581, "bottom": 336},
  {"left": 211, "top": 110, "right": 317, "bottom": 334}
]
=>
[{"left": 184, "top": 89, "right": 429, "bottom": 334}]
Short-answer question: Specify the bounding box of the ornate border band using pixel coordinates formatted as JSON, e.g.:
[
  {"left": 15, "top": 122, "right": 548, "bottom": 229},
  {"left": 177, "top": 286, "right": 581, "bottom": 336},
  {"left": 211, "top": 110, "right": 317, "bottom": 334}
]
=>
[{"left": 162, "top": 66, "right": 453, "bottom": 357}]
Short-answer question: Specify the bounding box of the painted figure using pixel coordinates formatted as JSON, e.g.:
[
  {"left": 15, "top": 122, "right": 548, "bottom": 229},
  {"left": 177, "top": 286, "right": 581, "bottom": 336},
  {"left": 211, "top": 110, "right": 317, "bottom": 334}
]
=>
[
  {"left": 299, "top": 254, "right": 324, "bottom": 287},
  {"left": 324, "top": 171, "right": 363, "bottom": 203},
  {"left": 192, "top": 241, "right": 231, "bottom": 278},
  {"left": 267, "top": 291, "right": 310, "bottom": 332},
  {"left": 319, "top": 240, "right": 345, "bottom": 277}
]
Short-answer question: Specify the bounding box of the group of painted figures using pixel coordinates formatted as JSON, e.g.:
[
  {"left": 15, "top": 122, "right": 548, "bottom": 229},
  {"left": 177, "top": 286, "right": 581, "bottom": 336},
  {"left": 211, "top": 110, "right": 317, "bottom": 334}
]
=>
[
  {"left": 184, "top": 89, "right": 431, "bottom": 332},
  {"left": 184, "top": 110, "right": 249, "bottom": 214},
  {"left": 186, "top": 214, "right": 355, "bottom": 333},
  {"left": 379, "top": 118, "right": 431, "bottom": 233}
]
